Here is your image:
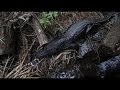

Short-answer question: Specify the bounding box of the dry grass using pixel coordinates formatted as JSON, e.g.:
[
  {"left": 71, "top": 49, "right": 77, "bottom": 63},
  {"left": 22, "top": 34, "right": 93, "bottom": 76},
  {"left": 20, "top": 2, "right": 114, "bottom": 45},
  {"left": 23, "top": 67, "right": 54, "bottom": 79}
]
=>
[{"left": 0, "top": 12, "right": 104, "bottom": 78}]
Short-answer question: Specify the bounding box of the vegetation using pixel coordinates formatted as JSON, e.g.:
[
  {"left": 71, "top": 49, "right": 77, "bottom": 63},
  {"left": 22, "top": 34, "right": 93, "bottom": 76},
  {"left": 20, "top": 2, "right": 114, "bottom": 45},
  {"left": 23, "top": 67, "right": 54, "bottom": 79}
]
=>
[{"left": 39, "top": 11, "right": 59, "bottom": 28}]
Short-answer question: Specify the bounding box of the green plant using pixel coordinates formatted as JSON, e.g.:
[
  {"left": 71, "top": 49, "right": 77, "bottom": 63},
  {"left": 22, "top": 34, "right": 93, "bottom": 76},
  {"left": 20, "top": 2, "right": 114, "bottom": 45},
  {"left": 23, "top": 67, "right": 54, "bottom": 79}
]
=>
[{"left": 39, "top": 11, "right": 59, "bottom": 28}]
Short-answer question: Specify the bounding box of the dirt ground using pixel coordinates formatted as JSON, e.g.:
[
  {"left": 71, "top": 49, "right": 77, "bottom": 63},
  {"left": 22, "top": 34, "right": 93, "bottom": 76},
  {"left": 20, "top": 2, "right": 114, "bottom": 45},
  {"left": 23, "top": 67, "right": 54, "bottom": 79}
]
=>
[{"left": 0, "top": 12, "right": 120, "bottom": 78}]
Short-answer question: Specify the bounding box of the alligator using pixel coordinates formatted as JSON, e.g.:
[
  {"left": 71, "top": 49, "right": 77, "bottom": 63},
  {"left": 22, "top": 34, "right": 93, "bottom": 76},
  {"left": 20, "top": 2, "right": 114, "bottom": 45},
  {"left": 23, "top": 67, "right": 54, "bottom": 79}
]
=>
[
  {"left": 97, "top": 54, "right": 120, "bottom": 78},
  {"left": 32, "top": 13, "right": 118, "bottom": 61},
  {"left": 78, "top": 13, "right": 119, "bottom": 59}
]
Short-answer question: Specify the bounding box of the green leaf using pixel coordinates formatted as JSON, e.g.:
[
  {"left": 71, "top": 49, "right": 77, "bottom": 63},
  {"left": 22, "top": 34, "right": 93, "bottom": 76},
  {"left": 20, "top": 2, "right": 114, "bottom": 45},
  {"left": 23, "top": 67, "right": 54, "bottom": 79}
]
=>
[
  {"left": 53, "top": 12, "right": 58, "bottom": 17},
  {"left": 39, "top": 11, "right": 59, "bottom": 28}
]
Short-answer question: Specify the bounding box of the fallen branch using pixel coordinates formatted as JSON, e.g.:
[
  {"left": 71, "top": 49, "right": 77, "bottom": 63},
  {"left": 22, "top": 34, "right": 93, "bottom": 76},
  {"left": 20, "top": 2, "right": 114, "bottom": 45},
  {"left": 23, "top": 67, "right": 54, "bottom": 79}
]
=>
[{"left": 31, "top": 14, "right": 48, "bottom": 46}]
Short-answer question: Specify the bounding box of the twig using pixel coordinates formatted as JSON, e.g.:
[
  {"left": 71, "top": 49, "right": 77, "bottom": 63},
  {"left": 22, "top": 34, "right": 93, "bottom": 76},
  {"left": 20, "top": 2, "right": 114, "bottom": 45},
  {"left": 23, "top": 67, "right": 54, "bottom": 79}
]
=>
[
  {"left": 5, "top": 39, "right": 35, "bottom": 78},
  {"left": 1, "top": 56, "right": 13, "bottom": 77}
]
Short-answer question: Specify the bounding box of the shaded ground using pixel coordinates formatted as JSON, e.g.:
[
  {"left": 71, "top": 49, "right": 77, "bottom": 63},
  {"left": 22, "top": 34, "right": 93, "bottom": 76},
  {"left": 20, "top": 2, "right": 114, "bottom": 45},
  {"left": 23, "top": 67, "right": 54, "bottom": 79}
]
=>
[{"left": 0, "top": 12, "right": 120, "bottom": 78}]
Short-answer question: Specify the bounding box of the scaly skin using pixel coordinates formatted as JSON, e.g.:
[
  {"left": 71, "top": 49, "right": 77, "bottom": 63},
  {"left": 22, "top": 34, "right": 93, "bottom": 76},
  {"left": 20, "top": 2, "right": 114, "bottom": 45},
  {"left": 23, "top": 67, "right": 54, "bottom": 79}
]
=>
[
  {"left": 33, "top": 14, "right": 117, "bottom": 59},
  {"left": 97, "top": 55, "right": 120, "bottom": 77}
]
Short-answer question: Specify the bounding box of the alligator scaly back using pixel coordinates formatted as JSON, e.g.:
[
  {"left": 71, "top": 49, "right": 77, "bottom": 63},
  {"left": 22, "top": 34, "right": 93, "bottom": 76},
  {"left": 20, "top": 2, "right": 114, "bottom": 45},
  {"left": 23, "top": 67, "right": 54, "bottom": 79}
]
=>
[{"left": 33, "top": 13, "right": 118, "bottom": 59}]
